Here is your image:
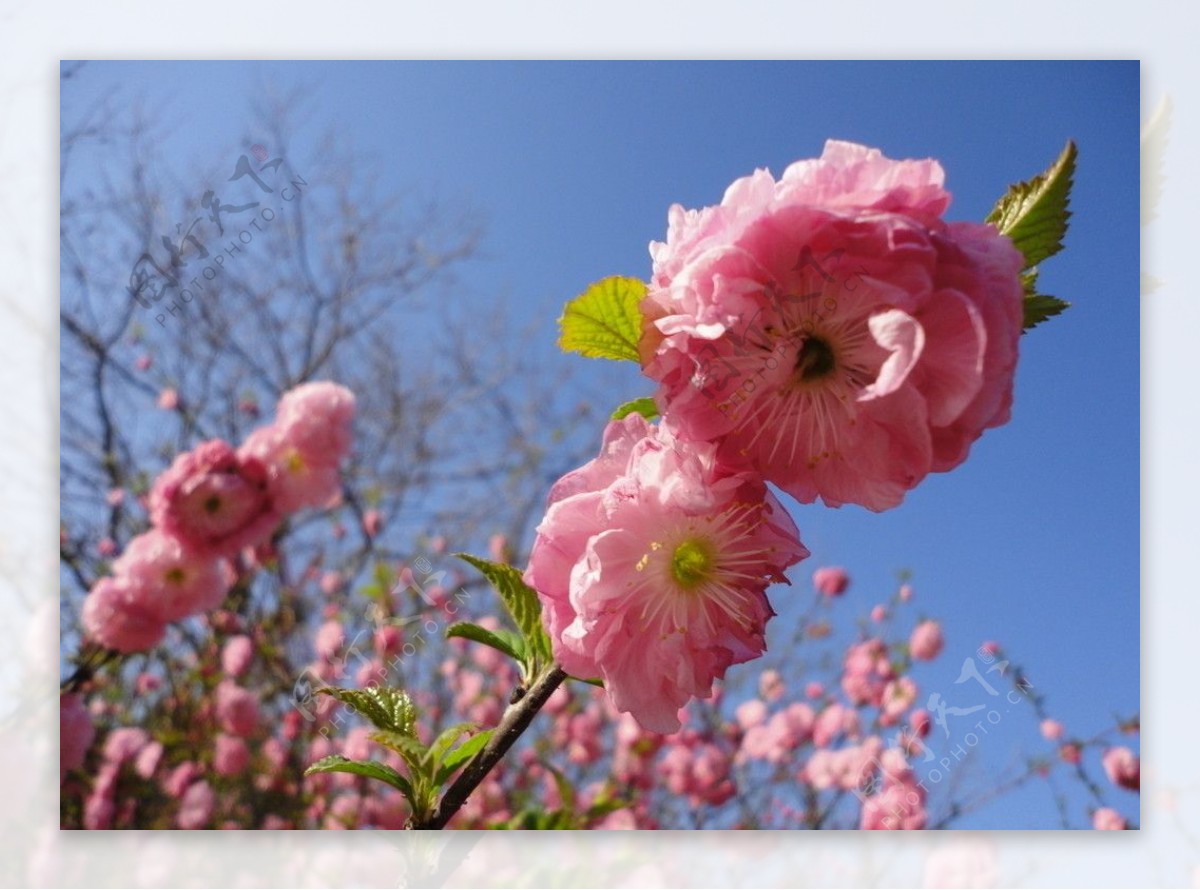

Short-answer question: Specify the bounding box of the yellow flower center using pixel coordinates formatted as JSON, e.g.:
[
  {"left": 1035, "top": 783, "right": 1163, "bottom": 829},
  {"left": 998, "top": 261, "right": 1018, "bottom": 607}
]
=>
[{"left": 670, "top": 538, "right": 714, "bottom": 591}]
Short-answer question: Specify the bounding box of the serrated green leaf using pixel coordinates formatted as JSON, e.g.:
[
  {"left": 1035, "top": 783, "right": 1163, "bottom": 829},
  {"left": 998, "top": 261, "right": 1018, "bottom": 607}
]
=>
[
  {"left": 304, "top": 755, "right": 414, "bottom": 800},
  {"left": 455, "top": 554, "right": 553, "bottom": 672},
  {"left": 368, "top": 729, "right": 430, "bottom": 774},
  {"left": 558, "top": 276, "right": 647, "bottom": 362},
  {"left": 316, "top": 685, "right": 416, "bottom": 735},
  {"left": 1023, "top": 293, "right": 1071, "bottom": 331},
  {"left": 611, "top": 397, "right": 659, "bottom": 421},
  {"left": 430, "top": 722, "right": 478, "bottom": 764},
  {"left": 435, "top": 729, "right": 494, "bottom": 785},
  {"left": 986, "top": 140, "right": 1076, "bottom": 269},
  {"left": 446, "top": 622, "right": 526, "bottom": 665}
]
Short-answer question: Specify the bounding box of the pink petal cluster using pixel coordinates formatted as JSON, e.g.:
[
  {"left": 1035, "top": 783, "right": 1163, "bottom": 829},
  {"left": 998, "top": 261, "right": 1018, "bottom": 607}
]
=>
[
  {"left": 909, "top": 619, "right": 945, "bottom": 661},
  {"left": 525, "top": 414, "right": 809, "bottom": 733},
  {"left": 1092, "top": 807, "right": 1127, "bottom": 830},
  {"left": 859, "top": 749, "right": 927, "bottom": 830},
  {"left": 60, "top": 693, "right": 95, "bottom": 782},
  {"left": 1102, "top": 746, "right": 1140, "bottom": 792},
  {"left": 813, "top": 566, "right": 850, "bottom": 597},
  {"left": 640, "top": 140, "right": 1025, "bottom": 510},
  {"left": 78, "top": 381, "right": 356, "bottom": 655},
  {"left": 239, "top": 381, "right": 355, "bottom": 513},
  {"left": 150, "top": 440, "right": 278, "bottom": 557}
]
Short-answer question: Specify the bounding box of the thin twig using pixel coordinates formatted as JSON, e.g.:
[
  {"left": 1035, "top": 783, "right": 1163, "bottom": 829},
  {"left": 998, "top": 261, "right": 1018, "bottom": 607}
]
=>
[{"left": 416, "top": 665, "right": 568, "bottom": 830}]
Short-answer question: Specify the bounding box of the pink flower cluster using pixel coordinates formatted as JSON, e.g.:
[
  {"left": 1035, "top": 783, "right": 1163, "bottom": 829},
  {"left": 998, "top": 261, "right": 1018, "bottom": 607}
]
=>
[
  {"left": 639, "top": 140, "right": 1025, "bottom": 511},
  {"left": 529, "top": 142, "right": 1027, "bottom": 734},
  {"left": 80, "top": 382, "right": 355, "bottom": 654},
  {"left": 526, "top": 414, "right": 808, "bottom": 732}
]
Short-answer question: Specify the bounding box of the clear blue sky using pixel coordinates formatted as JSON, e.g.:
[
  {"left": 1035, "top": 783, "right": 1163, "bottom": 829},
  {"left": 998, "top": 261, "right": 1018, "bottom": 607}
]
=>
[{"left": 62, "top": 61, "right": 1140, "bottom": 828}]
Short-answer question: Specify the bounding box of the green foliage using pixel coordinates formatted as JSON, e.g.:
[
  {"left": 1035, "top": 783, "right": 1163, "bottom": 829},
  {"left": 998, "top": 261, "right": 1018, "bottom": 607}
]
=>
[
  {"left": 986, "top": 140, "right": 1076, "bottom": 269},
  {"left": 1020, "top": 269, "right": 1070, "bottom": 330},
  {"left": 446, "top": 621, "right": 526, "bottom": 664},
  {"left": 304, "top": 755, "right": 413, "bottom": 798},
  {"left": 315, "top": 685, "right": 416, "bottom": 735},
  {"left": 558, "top": 276, "right": 647, "bottom": 362},
  {"left": 985, "top": 141, "right": 1077, "bottom": 332},
  {"left": 454, "top": 554, "right": 554, "bottom": 681},
  {"left": 305, "top": 684, "right": 492, "bottom": 826},
  {"left": 611, "top": 396, "right": 659, "bottom": 421}
]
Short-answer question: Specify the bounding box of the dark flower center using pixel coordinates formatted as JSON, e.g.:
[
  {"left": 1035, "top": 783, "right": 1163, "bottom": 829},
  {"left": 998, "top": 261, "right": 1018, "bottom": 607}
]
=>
[
  {"left": 203, "top": 494, "right": 223, "bottom": 514},
  {"left": 795, "top": 336, "right": 836, "bottom": 382}
]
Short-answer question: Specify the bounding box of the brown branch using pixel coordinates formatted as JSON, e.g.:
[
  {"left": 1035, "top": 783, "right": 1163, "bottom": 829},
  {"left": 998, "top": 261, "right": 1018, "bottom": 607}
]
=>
[{"left": 416, "top": 665, "right": 568, "bottom": 830}]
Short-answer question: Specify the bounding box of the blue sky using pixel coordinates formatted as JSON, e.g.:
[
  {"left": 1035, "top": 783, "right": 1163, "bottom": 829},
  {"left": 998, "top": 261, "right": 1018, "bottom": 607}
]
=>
[{"left": 62, "top": 61, "right": 1140, "bottom": 828}]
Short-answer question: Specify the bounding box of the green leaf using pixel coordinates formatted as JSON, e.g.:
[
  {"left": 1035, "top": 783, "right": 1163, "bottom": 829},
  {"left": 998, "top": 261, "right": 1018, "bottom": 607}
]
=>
[
  {"left": 455, "top": 554, "right": 553, "bottom": 671},
  {"left": 304, "top": 755, "right": 414, "bottom": 800},
  {"left": 985, "top": 140, "right": 1077, "bottom": 269},
  {"left": 435, "top": 729, "right": 494, "bottom": 785},
  {"left": 446, "top": 622, "right": 526, "bottom": 664},
  {"left": 1020, "top": 268, "right": 1071, "bottom": 332},
  {"left": 570, "top": 675, "right": 604, "bottom": 688},
  {"left": 1023, "top": 293, "right": 1071, "bottom": 331},
  {"left": 558, "top": 276, "right": 647, "bottom": 363},
  {"left": 368, "top": 729, "right": 430, "bottom": 773},
  {"left": 611, "top": 397, "right": 659, "bottom": 421},
  {"left": 430, "top": 722, "right": 479, "bottom": 764},
  {"left": 316, "top": 685, "right": 417, "bottom": 735}
]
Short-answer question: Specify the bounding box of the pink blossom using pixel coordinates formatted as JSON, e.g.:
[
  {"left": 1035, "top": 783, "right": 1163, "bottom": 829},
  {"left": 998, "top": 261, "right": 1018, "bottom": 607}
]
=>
[
  {"left": 812, "top": 703, "right": 853, "bottom": 748},
  {"left": 60, "top": 694, "right": 95, "bottom": 782},
  {"left": 488, "top": 532, "right": 510, "bottom": 563},
  {"left": 805, "top": 681, "right": 825, "bottom": 700},
  {"left": 214, "top": 734, "right": 251, "bottom": 776},
  {"left": 111, "top": 529, "right": 234, "bottom": 622},
  {"left": 641, "top": 141, "right": 1024, "bottom": 511},
  {"left": 81, "top": 576, "right": 167, "bottom": 653},
  {"left": 102, "top": 727, "right": 149, "bottom": 763},
  {"left": 980, "top": 640, "right": 1001, "bottom": 656},
  {"left": 150, "top": 439, "right": 280, "bottom": 557},
  {"left": 899, "top": 583, "right": 914, "bottom": 602},
  {"left": 1093, "top": 807, "right": 1127, "bottom": 830},
  {"left": 1040, "top": 719, "right": 1065, "bottom": 741},
  {"left": 1059, "top": 743, "right": 1082, "bottom": 765},
  {"left": 135, "top": 672, "right": 161, "bottom": 695},
  {"left": 910, "top": 620, "right": 945, "bottom": 661},
  {"left": 736, "top": 699, "right": 768, "bottom": 730},
  {"left": 134, "top": 741, "right": 163, "bottom": 779},
  {"left": 525, "top": 415, "right": 809, "bottom": 733},
  {"left": 157, "top": 387, "right": 180, "bottom": 410},
  {"left": 909, "top": 709, "right": 932, "bottom": 739},
  {"left": 106, "top": 488, "right": 126, "bottom": 507},
  {"left": 239, "top": 423, "right": 344, "bottom": 513},
  {"left": 860, "top": 749, "right": 927, "bottom": 830},
  {"left": 758, "top": 668, "right": 785, "bottom": 702},
  {"left": 374, "top": 624, "right": 402, "bottom": 656},
  {"left": 163, "top": 761, "right": 201, "bottom": 798},
  {"left": 319, "top": 570, "right": 343, "bottom": 596},
  {"left": 813, "top": 566, "right": 850, "bottom": 596},
  {"left": 215, "top": 680, "right": 259, "bottom": 737},
  {"left": 1102, "top": 746, "right": 1140, "bottom": 792},
  {"left": 221, "top": 635, "right": 254, "bottom": 677},
  {"left": 274, "top": 381, "right": 356, "bottom": 459},
  {"left": 315, "top": 620, "right": 345, "bottom": 661},
  {"left": 363, "top": 509, "right": 383, "bottom": 538},
  {"left": 881, "top": 677, "right": 918, "bottom": 723},
  {"left": 134, "top": 354, "right": 152, "bottom": 371},
  {"left": 871, "top": 604, "right": 887, "bottom": 622},
  {"left": 96, "top": 537, "right": 117, "bottom": 557},
  {"left": 177, "top": 780, "right": 215, "bottom": 829}
]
